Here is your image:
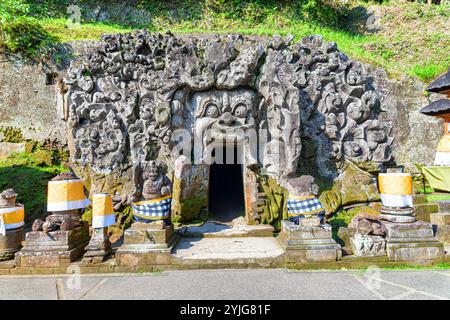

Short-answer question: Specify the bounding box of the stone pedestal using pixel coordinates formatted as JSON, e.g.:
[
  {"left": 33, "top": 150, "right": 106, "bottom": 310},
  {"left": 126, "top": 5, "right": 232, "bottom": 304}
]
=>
[
  {"left": 82, "top": 228, "right": 111, "bottom": 264},
  {"left": 115, "top": 222, "right": 178, "bottom": 266},
  {"left": 279, "top": 220, "right": 341, "bottom": 264},
  {"left": 381, "top": 220, "right": 445, "bottom": 262},
  {"left": 0, "top": 228, "right": 24, "bottom": 261},
  {"left": 15, "top": 222, "right": 90, "bottom": 267},
  {"left": 350, "top": 234, "right": 386, "bottom": 257}
]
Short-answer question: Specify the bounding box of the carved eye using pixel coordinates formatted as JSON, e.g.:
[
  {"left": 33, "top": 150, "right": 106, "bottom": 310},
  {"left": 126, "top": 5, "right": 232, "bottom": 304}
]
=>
[
  {"left": 233, "top": 104, "right": 247, "bottom": 118},
  {"left": 204, "top": 104, "right": 219, "bottom": 118}
]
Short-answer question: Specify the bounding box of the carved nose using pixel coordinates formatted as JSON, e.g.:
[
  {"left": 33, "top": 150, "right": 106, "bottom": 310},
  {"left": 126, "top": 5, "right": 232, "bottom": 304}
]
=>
[{"left": 220, "top": 112, "right": 235, "bottom": 126}]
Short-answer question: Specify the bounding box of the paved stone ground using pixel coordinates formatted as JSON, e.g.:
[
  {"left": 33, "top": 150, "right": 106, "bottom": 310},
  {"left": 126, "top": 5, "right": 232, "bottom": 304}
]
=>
[
  {"left": 0, "top": 269, "right": 449, "bottom": 300},
  {"left": 173, "top": 237, "right": 284, "bottom": 261}
]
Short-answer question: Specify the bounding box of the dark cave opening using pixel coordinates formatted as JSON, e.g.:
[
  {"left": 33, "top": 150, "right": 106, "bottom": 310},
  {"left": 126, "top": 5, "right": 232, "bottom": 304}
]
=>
[{"left": 208, "top": 146, "right": 245, "bottom": 222}]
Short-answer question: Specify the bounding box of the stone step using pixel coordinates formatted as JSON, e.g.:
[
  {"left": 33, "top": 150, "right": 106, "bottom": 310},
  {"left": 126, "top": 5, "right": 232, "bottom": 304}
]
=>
[
  {"left": 430, "top": 212, "right": 450, "bottom": 226},
  {"left": 172, "top": 237, "right": 284, "bottom": 267},
  {"left": 433, "top": 200, "right": 450, "bottom": 213},
  {"left": 414, "top": 203, "right": 439, "bottom": 222},
  {"left": 182, "top": 219, "right": 274, "bottom": 238}
]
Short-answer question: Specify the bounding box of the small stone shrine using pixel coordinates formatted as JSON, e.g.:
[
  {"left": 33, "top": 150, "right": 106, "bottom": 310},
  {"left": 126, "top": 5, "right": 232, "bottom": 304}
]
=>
[
  {"left": 378, "top": 172, "right": 444, "bottom": 262},
  {"left": 279, "top": 176, "right": 341, "bottom": 263},
  {"left": 116, "top": 160, "right": 178, "bottom": 266},
  {"left": 0, "top": 188, "right": 25, "bottom": 261},
  {"left": 15, "top": 173, "right": 91, "bottom": 267}
]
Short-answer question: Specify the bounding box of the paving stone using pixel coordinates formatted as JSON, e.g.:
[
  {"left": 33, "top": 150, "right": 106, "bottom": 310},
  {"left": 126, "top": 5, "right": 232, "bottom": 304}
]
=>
[{"left": 172, "top": 237, "right": 284, "bottom": 263}]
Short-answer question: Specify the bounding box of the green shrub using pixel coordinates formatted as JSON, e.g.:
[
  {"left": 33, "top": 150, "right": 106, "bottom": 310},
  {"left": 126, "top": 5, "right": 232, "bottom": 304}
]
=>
[
  {"left": 1, "top": 16, "right": 57, "bottom": 58},
  {"left": 0, "top": 0, "right": 29, "bottom": 22}
]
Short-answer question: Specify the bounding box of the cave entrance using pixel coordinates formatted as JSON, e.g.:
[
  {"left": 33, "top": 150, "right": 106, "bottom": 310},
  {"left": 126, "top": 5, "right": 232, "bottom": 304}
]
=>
[{"left": 208, "top": 145, "right": 245, "bottom": 222}]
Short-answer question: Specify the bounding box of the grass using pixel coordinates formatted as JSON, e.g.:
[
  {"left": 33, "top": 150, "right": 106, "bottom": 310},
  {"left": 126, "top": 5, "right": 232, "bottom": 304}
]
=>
[
  {"left": 6, "top": 1, "right": 445, "bottom": 83},
  {"left": 0, "top": 150, "right": 68, "bottom": 227},
  {"left": 426, "top": 193, "right": 450, "bottom": 202}
]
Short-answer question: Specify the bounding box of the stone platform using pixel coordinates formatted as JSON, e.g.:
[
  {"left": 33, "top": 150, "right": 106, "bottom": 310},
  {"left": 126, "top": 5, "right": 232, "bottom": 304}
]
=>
[
  {"left": 382, "top": 220, "right": 445, "bottom": 262},
  {"left": 115, "top": 222, "right": 179, "bottom": 266},
  {"left": 15, "top": 223, "right": 90, "bottom": 267},
  {"left": 279, "top": 221, "right": 342, "bottom": 264}
]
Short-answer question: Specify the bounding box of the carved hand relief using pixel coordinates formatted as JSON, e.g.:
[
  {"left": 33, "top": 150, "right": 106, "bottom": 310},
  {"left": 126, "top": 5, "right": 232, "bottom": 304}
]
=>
[{"left": 65, "top": 32, "right": 393, "bottom": 179}]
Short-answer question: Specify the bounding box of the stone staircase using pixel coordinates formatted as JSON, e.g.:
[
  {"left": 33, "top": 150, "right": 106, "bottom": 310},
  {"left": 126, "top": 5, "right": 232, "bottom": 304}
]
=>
[{"left": 171, "top": 217, "right": 284, "bottom": 267}]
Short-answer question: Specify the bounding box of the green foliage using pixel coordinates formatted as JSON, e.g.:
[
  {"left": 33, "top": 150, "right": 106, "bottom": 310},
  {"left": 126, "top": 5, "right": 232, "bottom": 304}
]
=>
[
  {"left": 410, "top": 63, "right": 448, "bottom": 82},
  {"left": 0, "top": 149, "right": 67, "bottom": 226},
  {"left": 1, "top": 16, "right": 57, "bottom": 58},
  {"left": 0, "top": 0, "right": 29, "bottom": 23},
  {"left": 0, "top": 126, "right": 24, "bottom": 143}
]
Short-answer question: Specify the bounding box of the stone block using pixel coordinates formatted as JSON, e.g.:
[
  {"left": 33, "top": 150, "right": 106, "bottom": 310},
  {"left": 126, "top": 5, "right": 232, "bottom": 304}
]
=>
[
  {"left": 116, "top": 222, "right": 179, "bottom": 267},
  {"left": 381, "top": 220, "right": 434, "bottom": 240},
  {"left": 279, "top": 220, "right": 341, "bottom": 263},
  {"left": 435, "top": 200, "right": 450, "bottom": 213},
  {"left": 430, "top": 212, "right": 450, "bottom": 226},
  {"left": 350, "top": 234, "right": 386, "bottom": 257},
  {"left": 123, "top": 223, "right": 174, "bottom": 245},
  {"left": 116, "top": 251, "right": 172, "bottom": 266},
  {"left": 337, "top": 227, "right": 355, "bottom": 255},
  {"left": 414, "top": 203, "right": 439, "bottom": 222},
  {"left": 381, "top": 220, "right": 445, "bottom": 262},
  {"left": 285, "top": 246, "right": 340, "bottom": 264},
  {"left": 435, "top": 225, "right": 450, "bottom": 243},
  {"left": 279, "top": 220, "right": 332, "bottom": 243},
  {"left": 23, "top": 223, "right": 89, "bottom": 251},
  {"left": 386, "top": 241, "right": 445, "bottom": 262},
  {"left": 16, "top": 240, "right": 88, "bottom": 267}
]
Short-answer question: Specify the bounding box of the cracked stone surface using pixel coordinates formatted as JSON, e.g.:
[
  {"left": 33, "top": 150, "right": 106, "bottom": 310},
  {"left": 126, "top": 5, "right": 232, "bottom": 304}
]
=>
[{"left": 172, "top": 237, "right": 284, "bottom": 260}]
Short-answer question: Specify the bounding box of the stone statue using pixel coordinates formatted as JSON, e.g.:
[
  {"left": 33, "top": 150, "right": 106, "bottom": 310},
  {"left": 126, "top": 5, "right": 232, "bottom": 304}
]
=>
[
  {"left": 285, "top": 175, "right": 325, "bottom": 226},
  {"left": 130, "top": 160, "right": 172, "bottom": 203},
  {"left": 0, "top": 188, "right": 23, "bottom": 261}
]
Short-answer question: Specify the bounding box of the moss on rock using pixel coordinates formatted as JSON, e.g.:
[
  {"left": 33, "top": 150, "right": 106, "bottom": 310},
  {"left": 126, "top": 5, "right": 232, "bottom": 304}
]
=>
[{"left": 0, "top": 127, "right": 25, "bottom": 143}]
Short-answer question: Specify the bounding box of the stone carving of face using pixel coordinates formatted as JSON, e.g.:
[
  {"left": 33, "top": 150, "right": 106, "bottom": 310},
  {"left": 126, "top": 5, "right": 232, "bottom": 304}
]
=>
[
  {"left": 192, "top": 90, "right": 256, "bottom": 145},
  {"left": 143, "top": 160, "right": 162, "bottom": 181}
]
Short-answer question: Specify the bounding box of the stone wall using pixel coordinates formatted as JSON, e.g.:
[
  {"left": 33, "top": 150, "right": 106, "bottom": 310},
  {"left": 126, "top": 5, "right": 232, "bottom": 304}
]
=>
[
  {"left": 371, "top": 68, "right": 445, "bottom": 169},
  {"left": 0, "top": 41, "right": 98, "bottom": 145},
  {"left": 0, "top": 56, "right": 65, "bottom": 143}
]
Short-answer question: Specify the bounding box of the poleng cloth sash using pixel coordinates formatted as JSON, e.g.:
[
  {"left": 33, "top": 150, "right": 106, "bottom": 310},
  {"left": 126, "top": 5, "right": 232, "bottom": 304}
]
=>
[
  {"left": 287, "top": 195, "right": 325, "bottom": 218},
  {"left": 132, "top": 195, "right": 172, "bottom": 221}
]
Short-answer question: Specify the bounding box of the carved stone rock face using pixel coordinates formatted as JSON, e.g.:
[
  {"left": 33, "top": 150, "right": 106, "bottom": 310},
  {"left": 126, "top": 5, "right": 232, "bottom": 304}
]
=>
[{"left": 64, "top": 31, "right": 393, "bottom": 191}]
